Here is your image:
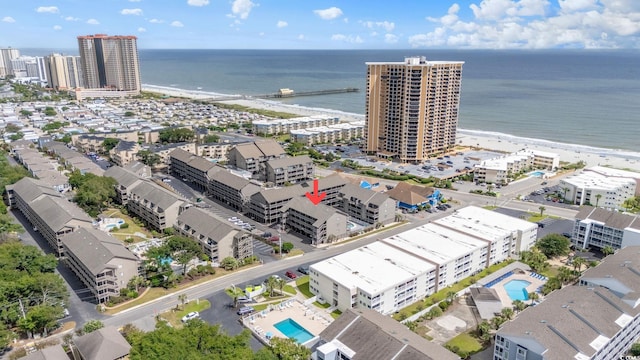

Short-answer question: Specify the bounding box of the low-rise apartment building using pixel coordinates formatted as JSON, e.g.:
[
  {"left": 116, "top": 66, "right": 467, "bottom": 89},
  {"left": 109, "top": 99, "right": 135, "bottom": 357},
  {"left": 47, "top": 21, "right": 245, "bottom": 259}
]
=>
[
  {"left": 169, "top": 148, "right": 219, "bottom": 191},
  {"left": 11, "top": 177, "right": 93, "bottom": 256},
  {"left": 309, "top": 206, "right": 535, "bottom": 314},
  {"left": 127, "top": 181, "right": 188, "bottom": 231},
  {"left": 227, "top": 139, "right": 286, "bottom": 174},
  {"left": 247, "top": 185, "right": 306, "bottom": 224},
  {"left": 494, "top": 246, "right": 640, "bottom": 360},
  {"left": 104, "top": 166, "right": 145, "bottom": 205},
  {"left": 208, "top": 170, "right": 260, "bottom": 211},
  {"left": 305, "top": 173, "right": 349, "bottom": 207},
  {"left": 337, "top": 183, "right": 396, "bottom": 225},
  {"left": 196, "top": 142, "right": 233, "bottom": 161},
  {"left": 265, "top": 155, "right": 314, "bottom": 186},
  {"left": 252, "top": 115, "right": 340, "bottom": 136},
  {"left": 147, "top": 142, "right": 196, "bottom": 165},
  {"left": 175, "top": 207, "right": 253, "bottom": 264},
  {"left": 284, "top": 197, "right": 348, "bottom": 245},
  {"left": 109, "top": 140, "right": 140, "bottom": 167},
  {"left": 559, "top": 166, "right": 640, "bottom": 210},
  {"left": 571, "top": 206, "right": 640, "bottom": 251},
  {"left": 61, "top": 228, "right": 139, "bottom": 303},
  {"left": 474, "top": 150, "right": 560, "bottom": 184},
  {"left": 290, "top": 121, "right": 364, "bottom": 146}
]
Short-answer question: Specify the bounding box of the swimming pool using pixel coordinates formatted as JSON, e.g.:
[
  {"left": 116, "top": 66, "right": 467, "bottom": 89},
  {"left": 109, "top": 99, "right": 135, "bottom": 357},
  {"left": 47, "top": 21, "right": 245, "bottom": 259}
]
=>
[
  {"left": 504, "top": 280, "right": 530, "bottom": 301},
  {"left": 530, "top": 171, "right": 545, "bottom": 177},
  {"left": 274, "top": 318, "right": 314, "bottom": 343},
  {"left": 347, "top": 222, "right": 355, "bottom": 230}
]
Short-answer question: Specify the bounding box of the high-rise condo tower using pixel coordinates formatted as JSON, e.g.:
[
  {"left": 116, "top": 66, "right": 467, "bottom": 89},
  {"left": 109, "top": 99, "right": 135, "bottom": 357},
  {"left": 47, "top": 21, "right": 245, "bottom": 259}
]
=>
[
  {"left": 77, "top": 34, "right": 140, "bottom": 93},
  {"left": 365, "top": 56, "right": 463, "bottom": 163}
]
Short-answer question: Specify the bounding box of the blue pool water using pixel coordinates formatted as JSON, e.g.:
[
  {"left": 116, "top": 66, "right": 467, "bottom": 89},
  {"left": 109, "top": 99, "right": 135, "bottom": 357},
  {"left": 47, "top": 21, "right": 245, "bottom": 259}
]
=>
[
  {"left": 530, "top": 171, "right": 545, "bottom": 177},
  {"left": 274, "top": 318, "right": 314, "bottom": 343},
  {"left": 347, "top": 222, "right": 355, "bottom": 230},
  {"left": 504, "top": 280, "right": 530, "bottom": 301}
]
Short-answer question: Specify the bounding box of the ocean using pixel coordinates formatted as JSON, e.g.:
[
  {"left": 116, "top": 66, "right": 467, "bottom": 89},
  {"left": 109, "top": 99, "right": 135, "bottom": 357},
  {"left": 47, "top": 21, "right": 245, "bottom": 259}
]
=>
[{"left": 25, "top": 48, "right": 640, "bottom": 152}]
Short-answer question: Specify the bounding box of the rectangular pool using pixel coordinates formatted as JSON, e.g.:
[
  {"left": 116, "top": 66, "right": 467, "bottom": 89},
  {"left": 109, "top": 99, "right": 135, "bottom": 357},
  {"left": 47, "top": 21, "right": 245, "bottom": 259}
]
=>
[{"left": 274, "top": 318, "right": 314, "bottom": 344}]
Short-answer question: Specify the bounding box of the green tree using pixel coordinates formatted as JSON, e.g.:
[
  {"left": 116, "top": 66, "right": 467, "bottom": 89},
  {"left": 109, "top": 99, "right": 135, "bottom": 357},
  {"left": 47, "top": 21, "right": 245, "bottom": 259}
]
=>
[
  {"left": 538, "top": 206, "right": 546, "bottom": 216},
  {"left": 73, "top": 174, "right": 117, "bottom": 217},
  {"left": 178, "top": 294, "right": 188, "bottom": 310},
  {"left": 164, "top": 236, "right": 204, "bottom": 275},
  {"left": 556, "top": 266, "right": 574, "bottom": 284},
  {"left": 18, "top": 304, "right": 59, "bottom": 337},
  {"left": 269, "top": 337, "right": 312, "bottom": 360},
  {"left": 512, "top": 300, "right": 526, "bottom": 313},
  {"left": 82, "top": 320, "right": 104, "bottom": 334},
  {"left": 43, "top": 107, "right": 56, "bottom": 116},
  {"left": 501, "top": 307, "right": 514, "bottom": 320},
  {"left": 281, "top": 242, "right": 294, "bottom": 254},
  {"left": 202, "top": 134, "right": 220, "bottom": 143},
  {"left": 60, "top": 133, "right": 72, "bottom": 144},
  {"left": 266, "top": 276, "right": 278, "bottom": 297},
  {"left": 630, "top": 343, "right": 640, "bottom": 356},
  {"left": 602, "top": 245, "right": 615, "bottom": 257},
  {"left": 536, "top": 234, "right": 571, "bottom": 258},
  {"left": 476, "top": 320, "right": 492, "bottom": 343},
  {"left": 19, "top": 110, "right": 33, "bottom": 117},
  {"left": 137, "top": 149, "right": 162, "bottom": 167},
  {"left": 159, "top": 128, "right": 195, "bottom": 143},
  {"left": 127, "top": 275, "right": 148, "bottom": 293},
  {"left": 595, "top": 193, "right": 602, "bottom": 207},
  {"left": 221, "top": 256, "right": 239, "bottom": 271},
  {"left": 572, "top": 256, "right": 586, "bottom": 272},
  {"left": 102, "top": 138, "right": 120, "bottom": 153},
  {"left": 124, "top": 111, "right": 135, "bottom": 117},
  {"left": 5, "top": 124, "right": 21, "bottom": 133},
  {"left": 528, "top": 291, "right": 539, "bottom": 305}
]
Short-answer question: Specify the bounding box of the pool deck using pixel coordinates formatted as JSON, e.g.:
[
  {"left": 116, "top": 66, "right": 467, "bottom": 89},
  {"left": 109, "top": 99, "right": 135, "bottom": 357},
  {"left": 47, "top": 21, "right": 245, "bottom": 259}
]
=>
[
  {"left": 242, "top": 299, "right": 333, "bottom": 344},
  {"left": 491, "top": 271, "right": 546, "bottom": 307}
]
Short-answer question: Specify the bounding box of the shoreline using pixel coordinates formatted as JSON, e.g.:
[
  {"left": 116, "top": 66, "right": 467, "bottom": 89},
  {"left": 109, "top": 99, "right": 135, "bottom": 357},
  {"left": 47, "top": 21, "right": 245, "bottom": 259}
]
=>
[{"left": 142, "top": 85, "right": 640, "bottom": 172}]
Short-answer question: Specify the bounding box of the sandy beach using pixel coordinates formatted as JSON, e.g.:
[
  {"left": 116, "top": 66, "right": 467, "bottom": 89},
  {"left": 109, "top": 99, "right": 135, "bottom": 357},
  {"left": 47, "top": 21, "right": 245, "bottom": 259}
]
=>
[{"left": 142, "top": 85, "right": 640, "bottom": 173}]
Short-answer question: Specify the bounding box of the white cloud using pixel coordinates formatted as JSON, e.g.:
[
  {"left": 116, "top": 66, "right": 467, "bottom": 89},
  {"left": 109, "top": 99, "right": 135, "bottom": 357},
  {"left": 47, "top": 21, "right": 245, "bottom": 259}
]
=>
[
  {"left": 187, "top": 0, "right": 210, "bottom": 6},
  {"left": 53, "top": 25, "right": 62, "bottom": 30},
  {"left": 138, "top": 27, "right": 146, "bottom": 32},
  {"left": 170, "top": 21, "right": 184, "bottom": 27},
  {"left": 385, "top": 34, "right": 399, "bottom": 43},
  {"left": 64, "top": 16, "right": 79, "bottom": 21},
  {"left": 36, "top": 6, "right": 59, "bottom": 14},
  {"left": 298, "top": 34, "right": 305, "bottom": 40},
  {"left": 277, "top": 20, "right": 288, "bottom": 28},
  {"left": 410, "top": 0, "right": 640, "bottom": 49},
  {"left": 121, "top": 8, "right": 143, "bottom": 16},
  {"left": 231, "top": 0, "right": 256, "bottom": 20},
  {"left": 2, "top": 16, "right": 15, "bottom": 23},
  {"left": 86, "top": 18, "right": 99, "bottom": 25},
  {"left": 314, "top": 7, "right": 343, "bottom": 20},
  {"left": 149, "top": 18, "right": 164, "bottom": 23},
  {"left": 331, "top": 34, "right": 363, "bottom": 44},
  {"left": 361, "top": 20, "right": 395, "bottom": 32}
]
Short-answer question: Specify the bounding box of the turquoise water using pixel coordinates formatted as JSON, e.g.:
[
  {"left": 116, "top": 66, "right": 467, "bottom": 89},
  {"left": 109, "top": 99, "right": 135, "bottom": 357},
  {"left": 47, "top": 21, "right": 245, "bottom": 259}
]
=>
[
  {"left": 274, "top": 318, "right": 314, "bottom": 343},
  {"left": 347, "top": 222, "right": 355, "bottom": 230},
  {"left": 504, "top": 280, "right": 530, "bottom": 301},
  {"left": 530, "top": 171, "right": 545, "bottom": 177}
]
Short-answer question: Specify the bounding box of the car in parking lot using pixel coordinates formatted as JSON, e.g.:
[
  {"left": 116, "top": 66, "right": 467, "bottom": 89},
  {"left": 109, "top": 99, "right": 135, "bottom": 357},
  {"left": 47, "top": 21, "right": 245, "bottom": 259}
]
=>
[
  {"left": 285, "top": 270, "right": 297, "bottom": 279},
  {"left": 228, "top": 217, "right": 238, "bottom": 222},
  {"left": 181, "top": 311, "right": 200, "bottom": 322},
  {"left": 237, "top": 296, "right": 252, "bottom": 303},
  {"left": 297, "top": 265, "right": 309, "bottom": 275},
  {"left": 237, "top": 306, "right": 255, "bottom": 316},
  {"left": 268, "top": 235, "right": 280, "bottom": 243}
]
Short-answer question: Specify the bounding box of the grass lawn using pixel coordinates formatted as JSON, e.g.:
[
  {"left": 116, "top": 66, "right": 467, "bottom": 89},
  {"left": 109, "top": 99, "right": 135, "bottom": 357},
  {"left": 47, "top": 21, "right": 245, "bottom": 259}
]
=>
[
  {"left": 313, "top": 301, "right": 331, "bottom": 309},
  {"left": 330, "top": 309, "right": 342, "bottom": 319},
  {"left": 225, "top": 287, "right": 246, "bottom": 298},
  {"left": 160, "top": 300, "right": 211, "bottom": 328},
  {"left": 283, "top": 284, "right": 297, "bottom": 295},
  {"left": 285, "top": 249, "right": 304, "bottom": 258},
  {"left": 445, "top": 332, "right": 483, "bottom": 356},
  {"left": 415, "top": 325, "right": 433, "bottom": 340},
  {"left": 101, "top": 208, "right": 153, "bottom": 242},
  {"left": 295, "top": 276, "right": 314, "bottom": 298}
]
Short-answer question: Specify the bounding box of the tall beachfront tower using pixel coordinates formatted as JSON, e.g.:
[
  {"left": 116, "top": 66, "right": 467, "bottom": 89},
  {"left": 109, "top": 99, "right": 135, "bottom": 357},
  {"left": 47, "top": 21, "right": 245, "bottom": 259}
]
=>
[
  {"left": 0, "top": 48, "right": 21, "bottom": 78},
  {"left": 45, "top": 54, "right": 84, "bottom": 90},
  {"left": 77, "top": 34, "right": 140, "bottom": 93},
  {"left": 365, "top": 56, "right": 464, "bottom": 163}
]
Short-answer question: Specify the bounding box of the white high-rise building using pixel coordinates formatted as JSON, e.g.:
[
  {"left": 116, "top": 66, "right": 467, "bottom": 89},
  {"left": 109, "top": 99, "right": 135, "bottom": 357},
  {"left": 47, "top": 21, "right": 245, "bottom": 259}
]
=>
[
  {"left": 45, "top": 54, "right": 84, "bottom": 90},
  {"left": 0, "top": 48, "right": 21, "bottom": 78},
  {"left": 77, "top": 34, "right": 140, "bottom": 92}
]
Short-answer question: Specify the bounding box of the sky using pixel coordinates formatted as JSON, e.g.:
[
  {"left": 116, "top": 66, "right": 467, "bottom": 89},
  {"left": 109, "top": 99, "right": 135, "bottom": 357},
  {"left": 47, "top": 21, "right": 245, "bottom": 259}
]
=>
[{"left": 2, "top": 0, "right": 640, "bottom": 50}]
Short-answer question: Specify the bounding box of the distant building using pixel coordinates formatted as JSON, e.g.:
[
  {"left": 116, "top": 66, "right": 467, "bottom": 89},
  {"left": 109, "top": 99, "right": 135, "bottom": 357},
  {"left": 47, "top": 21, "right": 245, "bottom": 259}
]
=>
[
  {"left": 227, "top": 139, "right": 286, "bottom": 174},
  {"left": 494, "top": 246, "right": 640, "bottom": 360},
  {"left": 559, "top": 166, "right": 640, "bottom": 210},
  {"left": 290, "top": 121, "right": 364, "bottom": 146},
  {"left": 571, "top": 206, "right": 640, "bottom": 251},
  {"left": 314, "top": 308, "right": 459, "bottom": 360},
  {"left": 0, "top": 47, "right": 20, "bottom": 78},
  {"left": 45, "top": 53, "right": 84, "bottom": 90},
  {"left": 109, "top": 140, "right": 140, "bottom": 167},
  {"left": 169, "top": 148, "right": 219, "bottom": 191},
  {"left": 264, "top": 155, "right": 314, "bottom": 186},
  {"left": 76, "top": 34, "right": 141, "bottom": 99},
  {"left": 364, "top": 56, "right": 464, "bottom": 163},
  {"left": 252, "top": 115, "right": 339, "bottom": 136},
  {"left": 385, "top": 181, "right": 439, "bottom": 210},
  {"left": 208, "top": 170, "right": 260, "bottom": 211},
  {"left": 474, "top": 150, "right": 559, "bottom": 185}
]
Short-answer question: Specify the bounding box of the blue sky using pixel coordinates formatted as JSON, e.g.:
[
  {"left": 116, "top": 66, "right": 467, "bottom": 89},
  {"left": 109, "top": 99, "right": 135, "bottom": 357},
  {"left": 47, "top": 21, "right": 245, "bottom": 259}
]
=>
[{"left": 2, "top": 0, "right": 639, "bottom": 49}]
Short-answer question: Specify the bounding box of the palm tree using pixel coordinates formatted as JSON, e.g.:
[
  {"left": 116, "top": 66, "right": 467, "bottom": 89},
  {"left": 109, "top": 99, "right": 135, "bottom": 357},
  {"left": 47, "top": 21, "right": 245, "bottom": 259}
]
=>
[
  {"left": 512, "top": 300, "right": 526, "bottom": 314},
  {"left": 446, "top": 290, "right": 457, "bottom": 304},
  {"left": 562, "top": 187, "right": 570, "bottom": 203},
  {"left": 266, "top": 276, "right": 278, "bottom": 297},
  {"left": 486, "top": 184, "right": 494, "bottom": 193},
  {"left": 477, "top": 320, "right": 492, "bottom": 342},
  {"left": 501, "top": 307, "right": 514, "bottom": 320},
  {"left": 572, "top": 257, "right": 586, "bottom": 272},
  {"left": 276, "top": 278, "right": 286, "bottom": 295},
  {"left": 528, "top": 292, "right": 539, "bottom": 305},
  {"left": 557, "top": 266, "right": 573, "bottom": 284},
  {"left": 178, "top": 293, "right": 188, "bottom": 310},
  {"left": 602, "top": 245, "right": 615, "bottom": 257},
  {"left": 595, "top": 194, "right": 602, "bottom": 207},
  {"left": 538, "top": 206, "right": 546, "bottom": 217}
]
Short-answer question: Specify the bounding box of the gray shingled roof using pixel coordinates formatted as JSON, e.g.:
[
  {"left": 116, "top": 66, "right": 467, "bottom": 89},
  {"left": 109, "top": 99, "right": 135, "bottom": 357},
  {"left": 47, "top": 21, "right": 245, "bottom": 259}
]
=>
[
  {"left": 177, "top": 207, "right": 243, "bottom": 238},
  {"left": 129, "top": 181, "right": 186, "bottom": 210},
  {"left": 318, "top": 308, "right": 458, "bottom": 360},
  {"left": 114, "top": 140, "right": 136, "bottom": 151},
  {"left": 74, "top": 326, "right": 131, "bottom": 360},
  {"left": 254, "top": 139, "right": 285, "bottom": 157},
  {"left": 233, "top": 142, "right": 263, "bottom": 160},
  {"left": 169, "top": 148, "right": 193, "bottom": 163},
  {"left": 61, "top": 228, "right": 138, "bottom": 275},
  {"left": 209, "top": 170, "right": 251, "bottom": 191},
  {"left": 31, "top": 194, "right": 92, "bottom": 232},
  {"left": 254, "top": 185, "right": 305, "bottom": 204},
  {"left": 575, "top": 206, "right": 640, "bottom": 230},
  {"left": 21, "top": 345, "right": 68, "bottom": 360},
  {"left": 12, "top": 177, "right": 61, "bottom": 203},
  {"left": 285, "top": 197, "right": 341, "bottom": 226},
  {"left": 266, "top": 155, "right": 313, "bottom": 169},
  {"left": 580, "top": 245, "right": 640, "bottom": 302},
  {"left": 104, "top": 166, "right": 143, "bottom": 188},
  {"left": 469, "top": 287, "right": 500, "bottom": 302},
  {"left": 386, "top": 182, "right": 434, "bottom": 206},
  {"left": 340, "top": 183, "right": 391, "bottom": 206},
  {"left": 498, "top": 285, "right": 640, "bottom": 360},
  {"left": 301, "top": 173, "right": 348, "bottom": 190}
]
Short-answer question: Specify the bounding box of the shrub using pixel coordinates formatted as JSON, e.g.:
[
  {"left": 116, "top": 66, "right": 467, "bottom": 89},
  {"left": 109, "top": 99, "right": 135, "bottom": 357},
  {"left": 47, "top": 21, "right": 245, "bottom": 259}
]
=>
[
  {"left": 438, "top": 301, "right": 450, "bottom": 311},
  {"left": 126, "top": 290, "right": 138, "bottom": 299},
  {"left": 120, "top": 223, "right": 129, "bottom": 229}
]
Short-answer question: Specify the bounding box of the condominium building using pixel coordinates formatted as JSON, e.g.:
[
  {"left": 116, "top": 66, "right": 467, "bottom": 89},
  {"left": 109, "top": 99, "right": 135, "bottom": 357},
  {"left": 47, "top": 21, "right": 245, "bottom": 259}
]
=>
[
  {"left": 10, "top": 56, "right": 47, "bottom": 81},
  {"left": 175, "top": 207, "right": 253, "bottom": 264},
  {"left": 169, "top": 148, "right": 219, "bottom": 191},
  {"left": 252, "top": 115, "right": 340, "bottom": 136},
  {"left": 0, "top": 47, "right": 20, "bottom": 78},
  {"left": 126, "top": 181, "right": 188, "bottom": 231},
  {"left": 474, "top": 150, "right": 559, "bottom": 184},
  {"left": 45, "top": 53, "right": 84, "bottom": 90},
  {"left": 247, "top": 186, "right": 306, "bottom": 224},
  {"left": 61, "top": 228, "right": 139, "bottom": 303},
  {"left": 559, "top": 166, "right": 640, "bottom": 210},
  {"left": 336, "top": 183, "right": 396, "bottom": 225},
  {"left": 365, "top": 56, "right": 464, "bottom": 163},
  {"left": 227, "top": 139, "right": 286, "bottom": 174},
  {"left": 571, "top": 206, "right": 640, "bottom": 251},
  {"left": 494, "top": 246, "right": 640, "bottom": 360},
  {"left": 284, "top": 197, "right": 348, "bottom": 245},
  {"left": 264, "top": 155, "right": 314, "bottom": 186},
  {"left": 77, "top": 34, "right": 141, "bottom": 97},
  {"left": 104, "top": 166, "right": 145, "bottom": 205},
  {"left": 11, "top": 177, "right": 93, "bottom": 256},
  {"left": 208, "top": 170, "right": 260, "bottom": 211},
  {"left": 309, "top": 206, "right": 535, "bottom": 313},
  {"left": 109, "top": 140, "right": 140, "bottom": 167},
  {"left": 290, "top": 122, "right": 365, "bottom": 146}
]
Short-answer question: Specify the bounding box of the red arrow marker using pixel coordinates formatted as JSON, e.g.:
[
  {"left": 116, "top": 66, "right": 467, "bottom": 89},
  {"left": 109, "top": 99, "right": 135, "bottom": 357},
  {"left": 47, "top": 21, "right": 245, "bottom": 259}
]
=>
[{"left": 305, "top": 179, "right": 326, "bottom": 205}]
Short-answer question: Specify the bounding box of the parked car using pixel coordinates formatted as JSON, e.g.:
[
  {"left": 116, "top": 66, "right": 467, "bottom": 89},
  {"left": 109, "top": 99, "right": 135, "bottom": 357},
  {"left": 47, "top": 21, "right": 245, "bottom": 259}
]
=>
[
  {"left": 228, "top": 217, "right": 238, "bottom": 222},
  {"left": 285, "top": 270, "right": 297, "bottom": 279},
  {"left": 297, "top": 265, "right": 309, "bottom": 275},
  {"left": 262, "top": 232, "right": 272, "bottom": 238},
  {"left": 237, "top": 296, "right": 252, "bottom": 303},
  {"left": 268, "top": 235, "right": 280, "bottom": 242},
  {"left": 181, "top": 311, "right": 200, "bottom": 322},
  {"left": 237, "top": 306, "right": 255, "bottom": 316}
]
